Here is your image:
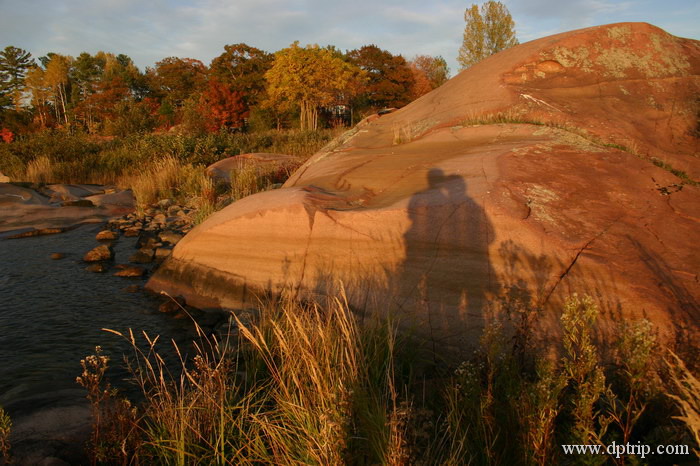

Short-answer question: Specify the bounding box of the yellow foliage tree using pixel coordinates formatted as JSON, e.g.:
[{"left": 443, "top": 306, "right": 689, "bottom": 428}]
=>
[
  {"left": 44, "top": 54, "right": 73, "bottom": 125},
  {"left": 25, "top": 66, "right": 51, "bottom": 127},
  {"left": 458, "top": 1, "right": 518, "bottom": 70},
  {"left": 265, "top": 42, "right": 365, "bottom": 130}
]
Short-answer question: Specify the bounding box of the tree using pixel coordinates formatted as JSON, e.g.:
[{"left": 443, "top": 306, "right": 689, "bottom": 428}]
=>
[
  {"left": 210, "top": 43, "right": 273, "bottom": 109},
  {"left": 410, "top": 55, "right": 450, "bottom": 89},
  {"left": 265, "top": 42, "right": 364, "bottom": 130},
  {"left": 43, "top": 54, "right": 73, "bottom": 126},
  {"left": 25, "top": 65, "right": 52, "bottom": 127},
  {"left": 0, "top": 46, "right": 34, "bottom": 109},
  {"left": 458, "top": 1, "right": 518, "bottom": 70},
  {"left": 347, "top": 45, "right": 415, "bottom": 112},
  {"left": 408, "top": 55, "right": 450, "bottom": 99},
  {"left": 148, "top": 57, "right": 207, "bottom": 107},
  {"left": 198, "top": 78, "right": 248, "bottom": 132}
]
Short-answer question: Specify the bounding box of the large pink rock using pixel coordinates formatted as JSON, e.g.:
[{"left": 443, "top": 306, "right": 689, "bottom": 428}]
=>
[
  {"left": 148, "top": 23, "right": 700, "bottom": 353},
  {"left": 206, "top": 153, "right": 300, "bottom": 183}
]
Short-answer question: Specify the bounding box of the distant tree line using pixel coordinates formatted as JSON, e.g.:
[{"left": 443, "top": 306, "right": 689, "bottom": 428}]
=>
[{"left": 0, "top": 42, "right": 450, "bottom": 138}]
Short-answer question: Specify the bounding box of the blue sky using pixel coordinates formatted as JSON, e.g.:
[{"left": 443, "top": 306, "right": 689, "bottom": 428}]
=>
[{"left": 1, "top": 0, "right": 698, "bottom": 76}]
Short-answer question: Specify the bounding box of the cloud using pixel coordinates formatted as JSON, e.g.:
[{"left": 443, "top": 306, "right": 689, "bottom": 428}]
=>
[{"left": 0, "top": 0, "right": 696, "bottom": 78}]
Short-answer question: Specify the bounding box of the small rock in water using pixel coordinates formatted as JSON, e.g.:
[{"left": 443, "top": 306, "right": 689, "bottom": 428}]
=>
[
  {"left": 136, "top": 232, "right": 158, "bottom": 249},
  {"left": 154, "top": 247, "right": 172, "bottom": 261},
  {"left": 129, "top": 248, "right": 154, "bottom": 264},
  {"left": 123, "top": 284, "right": 141, "bottom": 293},
  {"left": 50, "top": 252, "right": 65, "bottom": 260},
  {"left": 159, "top": 295, "right": 186, "bottom": 313},
  {"left": 124, "top": 228, "right": 141, "bottom": 237},
  {"left": 159, "top": 230, "right": 183, "bottom": 245},
  {"left": 95, "top": 230, "right": 118, "bottom": 241},
  {"left": 83, "top": 244, "right": 113, "bottom": 262},
  {"left": 153, "top": 213, "right": 167, "bottom": 225},
  {"left": 86, "top": 263, "right": 108, "bottom": 273},
  {"left": 114, "top": 265, "right": 146, "bottom": 278}
]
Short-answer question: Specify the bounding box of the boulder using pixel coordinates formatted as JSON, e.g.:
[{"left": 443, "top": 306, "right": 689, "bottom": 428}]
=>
[
  {"left": 0, "top": 171, "right": 9, "bottom": 183},
  {"left": 206, "top": 153, "right": 300, "bottom": 183},
  {"left": 50, "top": 253, "right": 65, "bottom": 260},
  {"left": 85, "top": 190, "right": 135, "bottom": 209},
  {"left": 147, "top": 23, "right": 700, "bottom": 353},
  {"left": 83, "top": 245, "right": 113, "bottom": 262}
]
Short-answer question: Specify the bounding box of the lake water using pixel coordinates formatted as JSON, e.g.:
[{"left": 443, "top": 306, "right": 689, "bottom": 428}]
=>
[{"left": 0, "top": 223, "right": 206, "bottom": 421}]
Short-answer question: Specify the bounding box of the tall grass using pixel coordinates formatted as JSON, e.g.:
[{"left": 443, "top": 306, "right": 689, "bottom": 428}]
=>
[
  {"left": 0, "top": 405, "right": 11, "bottom": 464},
  {"left": 70, "top": 293, "right": 700, "bottom": 465},
  {"left": 0, "top": 129, "right": 338, "bottom": 187},
  {"left": 667, "top": 351, "right": 700, "bottom": 457}
]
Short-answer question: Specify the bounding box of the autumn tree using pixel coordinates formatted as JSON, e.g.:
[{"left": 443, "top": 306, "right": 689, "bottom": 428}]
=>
[
  {"left": 265, "top": 42, "right": 364, "bottom": 130},
  {"left": 198, "top": 77, "right": 248, "bottom": 132},
  {"left": 411, "top": 55, "right": 450, "bottom": 88},
  {"left": 408, "top": 55, "right": 450, "bottom": 99},
  {"left": 347, "top": 45, "right": 415, "bottom": 112},
  {"left": 43, "top": 54, "right": 73, "bottom": 126},
  {"left": 25, "top": 65, "right": 51, "bottom": 127},
  {"left": 0, "top": 46, "right": 34, "bottom": 109},
  {"left": 148, "top": 57, "right": 207, "bottom": 108},
  {"left": 210, "top": 43, "right": 273, "bottom": 110},
  {"left": 458, "top": 1, "right": 518, "bottom": 70}
]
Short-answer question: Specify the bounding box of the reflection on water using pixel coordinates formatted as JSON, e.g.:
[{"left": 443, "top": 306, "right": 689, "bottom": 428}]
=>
[{"left": 0, "top": 223, "right": 198, "bottom": 418}]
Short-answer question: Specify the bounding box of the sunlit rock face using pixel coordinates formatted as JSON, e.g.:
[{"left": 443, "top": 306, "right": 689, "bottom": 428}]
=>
[{"left": 147, "top": 23, "right": 700, "bottom": 353}]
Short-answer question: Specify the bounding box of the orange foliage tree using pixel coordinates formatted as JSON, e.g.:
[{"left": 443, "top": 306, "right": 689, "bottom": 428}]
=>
[{"left": 199, "top": 78, "right": 248, "bottom": 132}]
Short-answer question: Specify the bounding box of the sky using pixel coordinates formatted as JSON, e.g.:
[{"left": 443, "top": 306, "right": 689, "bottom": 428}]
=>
[{"left": 1, "top": 0, "right": 698, "bottom": 77}]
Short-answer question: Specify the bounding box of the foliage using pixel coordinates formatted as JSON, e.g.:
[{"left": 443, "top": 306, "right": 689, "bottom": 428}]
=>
[
  {"left": 458, "top": 1, "right": 519, "bottom": 70},
  {"left": 198, "top": 78, "right": 249, "bottom": 132},
  {"left": 148, "top": 56, "right": 207, "bottom": 108},
  {"left": 410, "top": 55, "right": 450, "bottom": 90},
  {"left": 265, "top": 42, "right": 365, "bottom": 130},
  {"left": 347, "top": 45, "right": 415, "bottom": 112},
  {"left": 209, "top": 43, "right": 273, "bottom": 109}
]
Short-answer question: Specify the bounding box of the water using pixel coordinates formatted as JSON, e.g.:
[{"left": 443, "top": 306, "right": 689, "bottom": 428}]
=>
[{"left": 0, "top": 223, "right": 204, "bottom": 419}]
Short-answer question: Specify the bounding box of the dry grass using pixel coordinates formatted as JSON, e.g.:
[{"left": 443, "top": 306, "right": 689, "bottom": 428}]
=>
[
  {"left": 75, "top": 293, "right": 700, "bottom": 465},
  {"left": 25, "top": 155, "right": 54, "bottom": 184},
  {"left": 80, "top": 291, "right": 409, "bottom": 464},
  {"left": 0, "top": 405, "right": 11, "bottom": 464},
  {"left": 667, "top": 351, "right": 700, "bottom": 457}
]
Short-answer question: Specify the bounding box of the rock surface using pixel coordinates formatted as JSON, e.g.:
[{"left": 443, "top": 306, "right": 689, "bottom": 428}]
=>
[
  {"left": 148, "top": 23, "right": 700, "bottom": 352},
  {"left": 0, "top": 183, "right": 135, "bottom": 236}
]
